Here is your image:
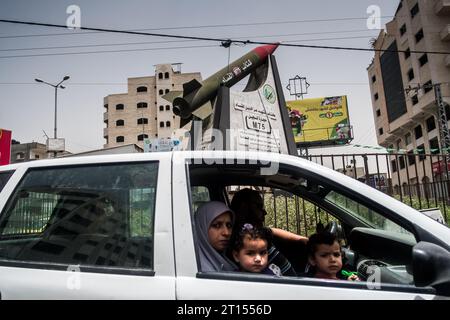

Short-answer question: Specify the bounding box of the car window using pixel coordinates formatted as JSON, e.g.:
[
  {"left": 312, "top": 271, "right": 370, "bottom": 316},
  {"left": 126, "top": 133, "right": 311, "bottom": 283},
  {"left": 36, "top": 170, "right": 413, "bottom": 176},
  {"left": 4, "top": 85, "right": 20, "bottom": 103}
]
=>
[
  {"left": 0, "top": 171, "right": 13, "bottom": 192},
  {"left": 0, "top": 162, "right": 158, "bottom": 271},
  {"left": 325, "top": 190, "right": 414, "bottom": 236},
  {"left": 191, "top": 186, "right": 210, "bottom": 212},
  {"left": 188, "top": 161, "right": 425, "bottom": 291}
]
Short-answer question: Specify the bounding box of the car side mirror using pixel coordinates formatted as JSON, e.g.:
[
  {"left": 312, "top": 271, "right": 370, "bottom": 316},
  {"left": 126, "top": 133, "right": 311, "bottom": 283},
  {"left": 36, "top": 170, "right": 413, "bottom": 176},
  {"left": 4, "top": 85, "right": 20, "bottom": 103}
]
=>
[
  {"left": 412, "top": 241, "right": 450, "bottom": 296},
  {"left": 342, "top": 247, "right": 357, "bottom": 270}
]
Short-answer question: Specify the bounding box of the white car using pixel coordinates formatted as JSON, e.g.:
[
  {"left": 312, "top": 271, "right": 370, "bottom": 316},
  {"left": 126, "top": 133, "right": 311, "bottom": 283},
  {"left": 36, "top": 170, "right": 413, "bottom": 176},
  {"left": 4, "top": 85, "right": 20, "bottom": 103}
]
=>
[{"left": 0, "top": 151, "right": 449, "bottom": 299}]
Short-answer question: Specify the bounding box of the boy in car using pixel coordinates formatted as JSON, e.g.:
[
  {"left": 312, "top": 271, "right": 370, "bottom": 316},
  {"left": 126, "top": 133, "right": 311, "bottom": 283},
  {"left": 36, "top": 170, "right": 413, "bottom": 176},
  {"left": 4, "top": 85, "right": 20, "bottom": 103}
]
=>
[{"left": 306, "top": 232, "right": 359, "bottom": 281}]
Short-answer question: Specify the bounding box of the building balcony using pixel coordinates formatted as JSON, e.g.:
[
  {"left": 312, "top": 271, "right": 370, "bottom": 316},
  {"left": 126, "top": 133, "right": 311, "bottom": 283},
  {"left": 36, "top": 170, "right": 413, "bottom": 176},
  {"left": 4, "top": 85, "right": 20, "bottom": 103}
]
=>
[
  {"left": 411, "top": 93, "right": 436, "bottom": 119},
  {"left": 103, "top": 128, "right": 108, "bottom": 138},
  {"left": 441, "top": 25, "right": 450, "bottom": 41},
  {"left": 388, "top": 114, "right": 416, "bottom": 136},
  {"left": 435, "top": 0, "right": 450, "bottom": 15},
  {"left": 103, "top": 112, "right": 108, "bottom": 122}
]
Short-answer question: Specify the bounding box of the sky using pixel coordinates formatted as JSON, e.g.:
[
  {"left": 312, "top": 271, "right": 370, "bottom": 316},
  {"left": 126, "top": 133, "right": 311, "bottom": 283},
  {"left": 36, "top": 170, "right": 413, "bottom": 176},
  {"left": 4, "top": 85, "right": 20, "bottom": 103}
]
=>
[{"left": 0, "top": 0, "right": 400, "bottom": 164}]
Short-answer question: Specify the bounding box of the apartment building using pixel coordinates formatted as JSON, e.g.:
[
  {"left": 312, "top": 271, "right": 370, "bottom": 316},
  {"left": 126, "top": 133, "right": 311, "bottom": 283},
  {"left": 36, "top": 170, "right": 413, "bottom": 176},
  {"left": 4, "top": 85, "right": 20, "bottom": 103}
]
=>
[
  {"left": 103, "top": 64, "right": 201, "bottom": 148},
  {"left": 368, "top": 0, "right": 450, "bottom": 189}
]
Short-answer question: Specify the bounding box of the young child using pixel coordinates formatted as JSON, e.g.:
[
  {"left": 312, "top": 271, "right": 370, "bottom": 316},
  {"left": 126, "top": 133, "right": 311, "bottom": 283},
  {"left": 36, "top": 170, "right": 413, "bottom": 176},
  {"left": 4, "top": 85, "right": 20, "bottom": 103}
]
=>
[
  {"left": 306, "top": 232, "right": 359, "bottom": 281},
  {"left": 231, "top": 223, "right": 281, "bottom": 276}
]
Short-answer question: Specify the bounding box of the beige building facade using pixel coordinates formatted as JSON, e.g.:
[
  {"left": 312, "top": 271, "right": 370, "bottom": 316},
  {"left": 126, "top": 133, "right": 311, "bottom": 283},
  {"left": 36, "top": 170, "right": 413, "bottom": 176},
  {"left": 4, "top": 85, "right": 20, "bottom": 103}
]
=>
[
  {"left": 368, "top": 0, "right": 450, "bottom": 189},
  {"left": 103, "top": 64, "right": 201, "bottom": 148}
]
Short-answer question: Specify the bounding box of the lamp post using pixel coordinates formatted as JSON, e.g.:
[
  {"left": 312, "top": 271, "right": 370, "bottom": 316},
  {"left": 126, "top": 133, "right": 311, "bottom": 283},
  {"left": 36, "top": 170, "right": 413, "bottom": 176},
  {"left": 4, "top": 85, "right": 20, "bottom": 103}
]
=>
[{"left": 35, "top": 75, "right": 70, "bottom": 157}]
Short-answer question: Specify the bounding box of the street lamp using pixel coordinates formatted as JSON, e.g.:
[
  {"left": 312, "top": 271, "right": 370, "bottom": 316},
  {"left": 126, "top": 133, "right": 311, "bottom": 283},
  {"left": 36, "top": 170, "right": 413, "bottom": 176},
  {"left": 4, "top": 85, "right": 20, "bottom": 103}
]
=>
[{"left": 35, "top": 75, "right": 70, "bottom": 157}]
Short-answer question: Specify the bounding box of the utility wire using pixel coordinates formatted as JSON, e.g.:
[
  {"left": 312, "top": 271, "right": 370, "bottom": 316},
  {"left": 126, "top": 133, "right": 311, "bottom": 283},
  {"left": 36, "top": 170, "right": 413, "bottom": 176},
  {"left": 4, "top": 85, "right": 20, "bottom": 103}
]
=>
[
  {"left": 0, "top": 44, "right": 218, "bottom": 59},
  {"left": 0, "top": 35, "right": 376, "bottom": 53},
  {"left": 0, "top": 16, "right": 393, "bottom": 39},
  {"left": 0, "top": 19, "right": 449, "bottom": 56}
]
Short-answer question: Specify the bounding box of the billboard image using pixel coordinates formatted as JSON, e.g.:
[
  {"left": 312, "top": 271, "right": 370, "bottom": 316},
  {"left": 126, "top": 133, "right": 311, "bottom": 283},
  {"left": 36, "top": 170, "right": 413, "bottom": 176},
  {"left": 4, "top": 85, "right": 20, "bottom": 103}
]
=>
[
  {"left": 286, "top": 96, "right": 353, "bottom": 147},
  {"left": 0, "top": 128, "right": 12, "bottom": 166}
]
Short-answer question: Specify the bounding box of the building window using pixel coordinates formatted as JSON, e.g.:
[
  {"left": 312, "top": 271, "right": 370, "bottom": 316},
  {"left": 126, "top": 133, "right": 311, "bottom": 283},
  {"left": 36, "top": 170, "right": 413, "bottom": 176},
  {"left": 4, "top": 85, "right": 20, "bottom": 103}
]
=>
[
  {"left": 160, "top": 121, "right": 164, "bottom": 128},
  {"left": 400, "top": 24, "right": 407, "bottom": 36},
  {"left": 417, "top": 144, "right": 425, "bottom": 161},
  {"left": 411, "top": 95, "right": 419, "bottom": 105},
  {"left": 391, "top": 159, "right": 397, "bottom": 173},
  {"left": 426, "top": 116, "right": 436, "bottom": 132},
  {"left": 159, "top": 89, "right": 164, "bottom": 95},
  {"left": 376, "top": 109, "right": 381, "bottom": 117},
  {"left": 414, "top": 125, "right": 423, "bottom": 139},
  {"left": 137, "top": 86, "right": 148, "bottom": 93},
  {"left": 158, "top": 73, "right": 163, "bottom": 79},
  {"left": 116, "top": 119, "right": 124, "bottom": 126},
  {"left": 165, "top": 105, "right": 170, "bottom": 111},
  {"left": 404, "top": 48, "right": 410, "bottom": 59},
  {"left": 166, "top": 121, "right": 171, "bottom": 127},
  {"left": 407, "top": 69, "right": 414, "bottom": 81},
  {"left": 410, "top": 3, "right": 419, "bottom": 18},
  {"left": 396, "top": 139, "right": 402, "bottom": 150},
  {"left": 35, "top": 155, "right": 40, "bottom": 159},
  {"left": 159, "top": 105, "right": 164, "bottom": 111},
  {"left": 116, "top": 104, "right": 124, "bottom": 110},
  {"left": 405, "top": 133, "right": 411, "bottom": 145},
  {"left": 399, "top": 156, "right": 405, "bottom": 170},
  {"left": 165, "top": 89, "right": 170, "bottom": 94},
  {"left": 374, "top": 93, "right": 379, "bottom": 100},
  {"left": 415, "top": 29, "right": 424, "bottom": 43},
  {"left": 137, "top": 102, "right": 148, "bottom": 108},
  {"left": 137, "top": 118, "right": 148, "bottom": 125},
  {"left": 104, "top": 104, "right": 108, "bottom": 110},
  {"left": 137, "top": 134, "right": 149, "bottom": 141},
  {"left": 371, "top": 75, "right": 376, "bottom": 83},
  {"left": 16, "top": 152, "right": 25, "bottom": 160},
  {"left": 407, "top": 151, "right": 416, "bottom": 166},
  {"left": 419, "top": 54, "right": 428, "bottom": 67},
  {"left": 445, "top": 104, "right": 450, "bottom": 120},
  {"left": 423, "top": 80, "right": 433, "bottom": 93},
  {"left": 429, "top": 137, "right": 440, "bottom": 154},
  {"left": 164, "top": 72, "right": 169, "bottom": 79},
  {"left": 378, "top": 127, "right": 384, "bottom": 135},
  {"left": 116, "top": 136, "right": 124, "bottom": 143}
]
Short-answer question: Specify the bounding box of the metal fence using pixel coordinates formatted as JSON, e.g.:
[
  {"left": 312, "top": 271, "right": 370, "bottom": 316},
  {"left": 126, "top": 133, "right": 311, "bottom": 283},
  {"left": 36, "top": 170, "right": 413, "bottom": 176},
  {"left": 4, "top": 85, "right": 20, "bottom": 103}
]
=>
[
  {"left": 307, "top": 153, "right": 449, "bottom": 217},
  {"left": 230, "top": 153, "right": 450, "bottom": 237}
]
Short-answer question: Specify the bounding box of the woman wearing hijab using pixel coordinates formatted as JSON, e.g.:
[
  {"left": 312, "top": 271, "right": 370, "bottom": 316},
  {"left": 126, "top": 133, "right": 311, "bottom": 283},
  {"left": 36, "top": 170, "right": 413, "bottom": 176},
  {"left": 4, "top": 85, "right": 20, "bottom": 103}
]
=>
[{"left": 195, "top": 201, "right": 238, "bottom": 272}]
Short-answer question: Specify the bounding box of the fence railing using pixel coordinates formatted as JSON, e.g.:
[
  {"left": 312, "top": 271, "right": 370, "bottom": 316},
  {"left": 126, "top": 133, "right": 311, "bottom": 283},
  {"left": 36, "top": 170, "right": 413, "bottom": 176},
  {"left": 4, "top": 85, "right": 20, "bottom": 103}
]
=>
[
  {"left": 229, "top": 153, "right": 450, "bottom": 237},
  {"left": 306, "top": 153, "right": 449, "bottom": 221}
]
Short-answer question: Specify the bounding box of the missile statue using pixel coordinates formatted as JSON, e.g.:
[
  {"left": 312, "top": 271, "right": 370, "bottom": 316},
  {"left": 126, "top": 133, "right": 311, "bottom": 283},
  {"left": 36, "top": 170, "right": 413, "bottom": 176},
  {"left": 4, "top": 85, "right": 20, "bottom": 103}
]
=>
[{"left": 162, "top": 43, "right": 279, "bottom": 122}]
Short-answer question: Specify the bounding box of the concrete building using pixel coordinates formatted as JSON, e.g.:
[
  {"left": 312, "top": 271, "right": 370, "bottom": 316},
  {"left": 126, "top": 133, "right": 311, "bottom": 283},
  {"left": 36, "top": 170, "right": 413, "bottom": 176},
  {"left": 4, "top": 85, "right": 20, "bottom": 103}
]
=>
[
  {"left": 10, "top": 141, "right": 72, "bottom": 163},
  {"left": 103, "top": 63, "right": 201, "bottom": 149},
  {"left": 367, "top": 0, "right": 450, "bottom": 189},
  {"left": 10, "top": 141, "right": 49, "bottom": 163}
]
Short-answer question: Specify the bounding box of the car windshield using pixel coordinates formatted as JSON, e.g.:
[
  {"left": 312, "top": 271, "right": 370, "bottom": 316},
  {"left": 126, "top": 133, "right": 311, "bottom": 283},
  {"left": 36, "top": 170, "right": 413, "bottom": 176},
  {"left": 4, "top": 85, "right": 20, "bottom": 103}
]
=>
[{"left": 325, "top": 190, "right": 413, "bottom": 236}]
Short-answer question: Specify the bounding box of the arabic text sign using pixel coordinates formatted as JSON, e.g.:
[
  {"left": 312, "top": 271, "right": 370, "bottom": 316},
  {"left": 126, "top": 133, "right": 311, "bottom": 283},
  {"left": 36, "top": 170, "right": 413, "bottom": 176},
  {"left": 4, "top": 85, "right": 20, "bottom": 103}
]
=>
[
  {"left": 0, "top": 129, "right": 12, "bottom": 166},
  {"left": 286, "top": 96, "right": 350, "bottom": 144},
  {"left": 144, "top": 138, "right": 181, "bottom": 152}
]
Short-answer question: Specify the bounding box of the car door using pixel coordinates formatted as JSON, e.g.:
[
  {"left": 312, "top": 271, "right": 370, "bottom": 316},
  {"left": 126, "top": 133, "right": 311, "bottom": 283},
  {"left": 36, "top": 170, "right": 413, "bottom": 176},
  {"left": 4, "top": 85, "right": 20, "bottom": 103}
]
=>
[
  {"left": 0, "top": 153, "right": 175, "bottom": 299},
  {"left": 172, "top": 151, "right": 447, "bottom": 300}
]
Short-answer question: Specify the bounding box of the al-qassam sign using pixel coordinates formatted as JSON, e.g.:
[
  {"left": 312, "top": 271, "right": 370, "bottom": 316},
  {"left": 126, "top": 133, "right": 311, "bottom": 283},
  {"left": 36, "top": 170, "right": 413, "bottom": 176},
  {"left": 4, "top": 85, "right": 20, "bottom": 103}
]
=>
[
  {"left": 165, "top": 44, "right": 297, "bottom": 156},
  {"left": 286, "top": 96, "right": 353, "bottom": 147}
]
